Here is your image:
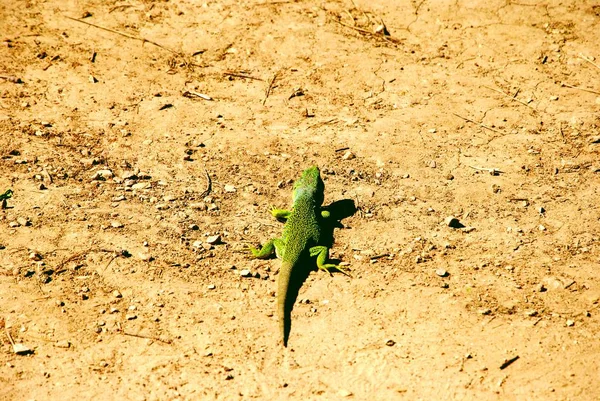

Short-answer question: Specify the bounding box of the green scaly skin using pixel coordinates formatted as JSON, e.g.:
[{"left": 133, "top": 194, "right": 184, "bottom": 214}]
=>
[{"left": 249, "top": 166, "right": 341, "bottom": 347}]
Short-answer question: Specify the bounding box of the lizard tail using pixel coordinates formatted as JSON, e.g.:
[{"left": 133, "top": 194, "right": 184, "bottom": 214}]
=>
[{"left": 277, "top": 261, "right": 293, "bottom": 347}]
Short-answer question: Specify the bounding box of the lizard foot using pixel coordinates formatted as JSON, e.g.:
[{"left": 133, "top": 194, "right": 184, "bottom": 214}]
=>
[{"left": 317, "top": 263, "right": 352, "bottom": 277}]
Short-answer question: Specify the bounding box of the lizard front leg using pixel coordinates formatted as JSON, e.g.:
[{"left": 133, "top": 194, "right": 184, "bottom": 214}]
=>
[
  {"left": 309, "top": 245, "right": 350, "bottom": 276},
  {"left": 270, "top": 208, "right": 292, "bottom": 220}
]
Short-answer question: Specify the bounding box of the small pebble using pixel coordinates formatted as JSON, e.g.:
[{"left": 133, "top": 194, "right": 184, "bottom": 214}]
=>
[
  {"left": 479, "top": 308, "right": 492, "bottom": 315},
  {"left": 224, "top": 184, "right": 236, "bottom": 193},
  {"left": 337, "top": 389, "right": 353, "bottom": 397},
  {"left": 113, "top": 290, "right": 122, "bottom": 298},
  {"left": 206, "top": 235, "right": 221, "bottom": 245},
  {"left": 17, "top": 217, "right": 31, "bottom": 226},
  {"left": 55, "top": 340, "right": 71, "bottom": 348},
  {"left": 12, "top": 343, "right": 33, "bottom": 355},
  {"left": 190, "top": 202, "right": 208, "bottom": 211},
  {"left": 126, "top": 314, "right": 137, "bottom": 320},
  {"left": 239, "top": 269, "right": 252, "bottom": 277},
  {"left": 385, "top": 339, "right": 396, "bottom": 346},
  {"left": 155, "top": 203, "right": 169, "bottom": 210},
  {"left": 445, "top": 216, "right": 462, "bottom": 228},
  {"left": 29, "top": 252, "right": 42, "bottom": 261},
  {"left": 91, "top": 169, "right": 113, "bottom": 181},
  {"left": 446, "top": 173, "right": 454, "bottom": 180},
  {"left": 189, "top": 224, "right": 199, "bottom": 230},
  {"left": 566, "top": 319, "right": 574, "bottom": 327},
  {"left": 429, "top": 160, "right": 437, "bottom": 168},
  {"left": 342, "top": 150, "right": 356, "bottom": 160},
  {"left": 132, "top": 182, "right": 151, "bottom": 190},
  {"left": 192, "top": 241, "right": 204, "bottom": 249},
  {"left": 435, "top": 269, "right": 448, "bottom": 277},
  {"left": 111, "top": 221, "right": 124, "bottom": 228},
  {"left": 122, "top": 170, "right": 138, "bottom": 180},
  {"left": 207, "top": 284, "right": 216, "bottom": 290}
]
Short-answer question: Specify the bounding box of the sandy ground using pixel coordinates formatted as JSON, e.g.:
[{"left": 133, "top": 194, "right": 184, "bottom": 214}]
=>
[{"left": 1, "top": 0, "right": 600, "bottom": 399}]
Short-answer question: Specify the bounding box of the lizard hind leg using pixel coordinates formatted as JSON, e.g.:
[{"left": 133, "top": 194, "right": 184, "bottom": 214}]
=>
[
  {"left": 309, "top": 246, "right": 351, "bottom": 277},
  {"left": 248, "top": 238, "right": 285, "bottom": 259}
]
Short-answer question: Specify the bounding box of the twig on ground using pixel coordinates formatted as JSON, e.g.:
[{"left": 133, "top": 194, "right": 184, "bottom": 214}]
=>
[
  {"left": 199, "top": 168, "right": 212, "bottom": 198},
  {"left": 562, "top": 83, "right": 600, "bottom": 95},
  {"left": 307, "top": 118, "right": 338, "bottom": 130},
  {"left": 579, "top": 54, "right": 600, "bottom": 72},
  {"left": 499, "top": 355, "right": 519, "bottom": 370},
  {"left": 370, "top": 253, "right": 390, "bottom": 260},
  {"left": 468, "top": 165, "right": 503, "bottom": 175},
  {"left": 65, "top": 16, "right": 181, "bottom": 56},
  {"left": 452, "top": 113, "right": 501, "bottom": 134},
  {"left": 183, "top": 91, "right": 213, "bottom": 101},
  {"left": 333, "top": 15, "right": 400, "bottom": 44},
  {"left": 109, "top": 5, "right": 136, "bottom": 13},
  {"left": 335, "top": 19, "right": 374, "bottom": 35},
  {"left": 262, "top": 70, "right": 281, "bottom": 105},
  {"left": 482, "top": 85, "right": 537, "bottom": 112},
  {"left": 101, "top": 254, "right": 118, "bottom": 273},
  {"left": 56, "top": 248, "right": 115, "bottom": 270},
  {"left": 122, "top": 331, "right": 173, "bottom": 344},
  {"left": 223, "top": 71, "right": 264, "bottom": 81}
]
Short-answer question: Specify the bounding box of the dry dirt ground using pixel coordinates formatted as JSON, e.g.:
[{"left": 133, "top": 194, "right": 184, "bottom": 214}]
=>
[{"left": 1, "top": 0, "right": 600, "bottom": 400}]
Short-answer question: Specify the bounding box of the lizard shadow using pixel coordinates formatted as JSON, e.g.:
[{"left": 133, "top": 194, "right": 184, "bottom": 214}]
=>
[{"left": 281, "top": 198, "right": 356, "bottom": 345}]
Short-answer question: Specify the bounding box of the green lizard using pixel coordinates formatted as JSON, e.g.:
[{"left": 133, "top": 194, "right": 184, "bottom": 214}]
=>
[
  {"left": 0, "top": 189, "right": 12, "bottom": 209},
  {"left": 249, "top": 166, "right": 346, "bottom": 347},
  {"left": 0, "top": 189, "right": 12, "bottom": 201}
]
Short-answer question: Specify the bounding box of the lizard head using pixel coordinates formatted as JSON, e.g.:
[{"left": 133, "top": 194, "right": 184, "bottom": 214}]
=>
[{"left": 292, "top": 166, "right": 324, "bottom": 205}]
